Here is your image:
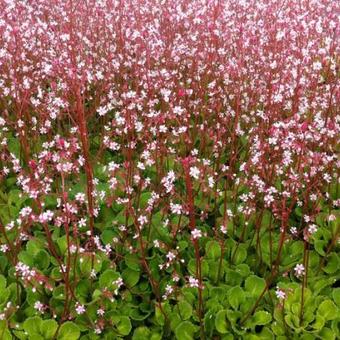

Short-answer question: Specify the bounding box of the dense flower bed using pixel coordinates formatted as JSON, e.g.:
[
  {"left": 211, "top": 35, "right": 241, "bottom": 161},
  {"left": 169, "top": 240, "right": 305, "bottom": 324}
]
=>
[{"left": 0, "top": 0, "right": 339, "bottom": 339}]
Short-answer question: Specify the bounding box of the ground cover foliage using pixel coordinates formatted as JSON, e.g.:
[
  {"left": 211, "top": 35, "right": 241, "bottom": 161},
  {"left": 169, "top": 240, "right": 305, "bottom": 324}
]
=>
[{"left": 0, "top": 0, "right": 339, "bottom": 339}]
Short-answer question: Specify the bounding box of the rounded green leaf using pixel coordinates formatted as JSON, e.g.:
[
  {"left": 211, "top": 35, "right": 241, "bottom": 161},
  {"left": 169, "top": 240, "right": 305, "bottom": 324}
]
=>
[
  {"left": 205, "top": 241, "right": 221, "bottom": 260},
  {"left": 215, "top": 310, "right": 228, "bottom": 334},
  {"left": 125, "top": 254, "right": 141, "bottom": 271},
  {"left": 178, "top": 300, "right": 193, "bottom": 320},
  {"left": 228, "top": 286, "right": 245, "bottom": 310},
  {"left": 99, "top": 269, "right": 119, "bottom": 288},
  {"left": 175, "top": 321, "right": 197, "bottom": 340},
  {"left": 116, "top": 316, "right": 132, "bottom": 336},
  {"left": 245, "top": 275, "right": 266, "bottom": 297},
  {"left": 233, "top": 244, "right": 247, "bottom": 265},
  {"left": 251, "top": 310, "right": 272, "bottom": 326},
  {"left": 132, "top": 326, "right": 151, "bottom": 339},
  {"left": 57, "top": 321, "right": 80, "bottom": 340},
  {"left": 34, "top": 249, "right": 50, "bottom": 270},
  {"left": 41, "top": 319, "right": 58, "bottom": 339},
  {"left": 332, "top": 288, "right": 340, "bottom": 307},
  {"left": 323, "top": 253, "right": 340, "bottom": 274},
  {"left": 79, "top": 254, "right": 102, "bottom": 276},
  {"left": 23, "top": 316, "right": 42, "bottom": 336},
  {"left": 122, "top": 268, "right": 140, "bottom": 288},
  {"left": 155, "top": 305, "right": 165, "bottom": 326},
  {"left": 0, "top": 320, "right": 13, "bottom": 340},
  {"left": 317, "top": 300, "right": 338, "bottom": 321}
]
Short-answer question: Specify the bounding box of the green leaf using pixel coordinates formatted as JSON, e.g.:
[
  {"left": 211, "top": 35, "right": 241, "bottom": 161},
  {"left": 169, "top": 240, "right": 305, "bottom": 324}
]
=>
[
  {"left": 18, "top": 250, "right": 34, "bottom": 267},
  {"left": 0, "top": 256, "right": 8, "bottom": 273},
  {"left": 57, "top": 236, "right": 67, "bottom": 255},
  {"left": 79, "top": 254, "right": 102, "bottom": 276},
  {"left": 57, "top": 321, "right": 80, "bottom": 340},
  {"left": 178, "top": 300, "right": 193, "bottom": 320},
  {"left": 215, "top": 310, "right": 229, "bottom": 334},
  {"left": 233, "top": 244, "right": 247, "bottom": 265},
  {"left": 226, "top": 309, "right": 242, "bottom": 326},
  {"left": 175, "top": 321, "right": 197, "bottom": 340},
  {"left": 101, "top": 229, "right": 116, "bottom": 245},
  {"left": 76, "top": 279, "right": 91, "bottom": 298},
  {"left": 122, "top": 268, "right": 140, "bottom": 288},
  {"left": 235, "top": 264, "right": 250, "bottom": 278},
  {"left": 34, "top": 249, "right": 50, "bottom": 270},
  {"left": 319, "top": 327, "right": 336, "bottom": 340},
  {"left": 0, "top": 275, "right": 9, "bottom": 305},
  {"left": 314, "top": 240, "right": 327, "bottom": 256},
  {"left": 155, "top": 305, "right": 165, "bottom": 326},
  {"left": 125, "top": 254, "right": 141, "bottom": 271},
  {"left": 53, "top": 285, "right": 66, "bottom": 300},
  {"left": 246, "top": 310, "right": 272, "bottom": 328},
  {"left": 205, "top": 241, "right": 221, "bottom": 260},
  {"left": 139, "top": 192, "right": 152, "bottom": 209},
  {"left": 8, "top": 137, "right": 20, "bottom": 158},
  {"left": 115, "top": 316, "right": 132, "bottom": 336},
  {"left": 188, "top": 259, "right": 209, "bottom": 277},
  {"left": 204, "top": 310, "right": 215, "bottom": 337},
  {"left": 41, "top": 319, "right": 58, "bottom": 339},
  {"left": 132, "top": 327, "right": 150, "bottom": 339},
  {"left": 313, "top": 315, "right": 325, "bottom": 330},
  {"left": 0, "top": 320, "right": 12, "bottom": 340},
  {"left": 23, "top": 316, "right": 42, "bottom": 336},
  {"left": 26, "top": 239, "right": 43, "bottom": 256},
  {"left": 245, "top": 275, "right": 266, "bottom": 297},
  {"left": 228, "top": 286, "right": 245, "bottom": 310},
  {"left": 332, "top": 288, "right": 340, "bottom": 307},
  {"left": 317, "top": 300, "right": 338, "bottom": 321},
  {"left": 99, "top": 269, "right": 119, "bottom": 288},
  {"left": 323, "top": 253, "right": 339, "bottom": 274},
  {"left": 225, "top": 269, "right": 243, "bottom": 286}
]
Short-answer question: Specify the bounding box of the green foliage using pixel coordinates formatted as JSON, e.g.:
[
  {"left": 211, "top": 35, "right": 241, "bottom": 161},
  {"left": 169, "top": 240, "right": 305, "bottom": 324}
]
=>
[
  {"left": 0, "top": 131, "right": 338, "bottom": 340},
  {"left": 23, "top": 317, "right": 58, "bottom": 339},
  {"left": 58, "top": 322, "right": 80, "bottom": 340}
]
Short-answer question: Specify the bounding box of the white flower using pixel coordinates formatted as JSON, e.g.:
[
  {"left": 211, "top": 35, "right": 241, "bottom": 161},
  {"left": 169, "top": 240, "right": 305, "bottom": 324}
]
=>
[
  {"left": 308, "top": 224, "right": 317, "bottom": 234},
  {"left": 75, "top": 303, "right": 86, "bottom": 315},
  {"left": 275, "top": 287, "right": 286, "bottom": 300},
  {"left": 113, "top": 277, "right": 124, "bottom": 289},
  {"left": 294, "top": 264, "right": 305, "bottom": 277},
  {"left": 173, "top": 274, "right": 180, "bottom": 282},
  {"left": 138, "top": 215, "right": 148, "bottom": 226},
  {"left": 0, "top": 244, "right": 9, "bottom": 253},
  {"left": 94, "top": 327, "right": 102, "bottom": 334},
  {"left": 208, "top": 176, "right": 214, "bottom": 188},
  {"left": 188, "top": 276, "right": 199, "bottom": 288},
  {"left": 328, "top": 214, "right": 336, "bottom": 222},
  {"left": 191, "top": 228, "right": 202, "bottom": 240},
  {"left": 312, "top": 61, "right": 322, "bottom": 71},
  {"left": 161, "top": 171, "right": 176, "bottom": 193},
  {"left": 163, "top": 284, "right": 174, "bottom": 299},
  {"left": 290, "top": 227, "right": 298, "bottom": 235},
  {"left": 38, "top": 210, "right": 54, "bottom": 223},
  {"left": 170, "top": 202, "right": 182, "bottom": 215},
  {"left": 309, "top": 194, "right": 317, "bottom": 201},
  {"left": 69, "top": 245, "right": 77, "bottom": 254},
  {"left": 34, "top": 301, "right": 44, "bottom": 313},
  {"left": 97, "top": 308, "right": 105, "bottom": 316},
  {"left": 189, "top": 166, "right": 200, "bottom": 180},
  {"left": 220, "top": 225, "right": 227, "bottom": 234},
  {"left": 166, "top": 251, "right": 176, "bottom": 261},
  {"left": 75, "top": 192, "right": 86, "bottom": 202}
]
